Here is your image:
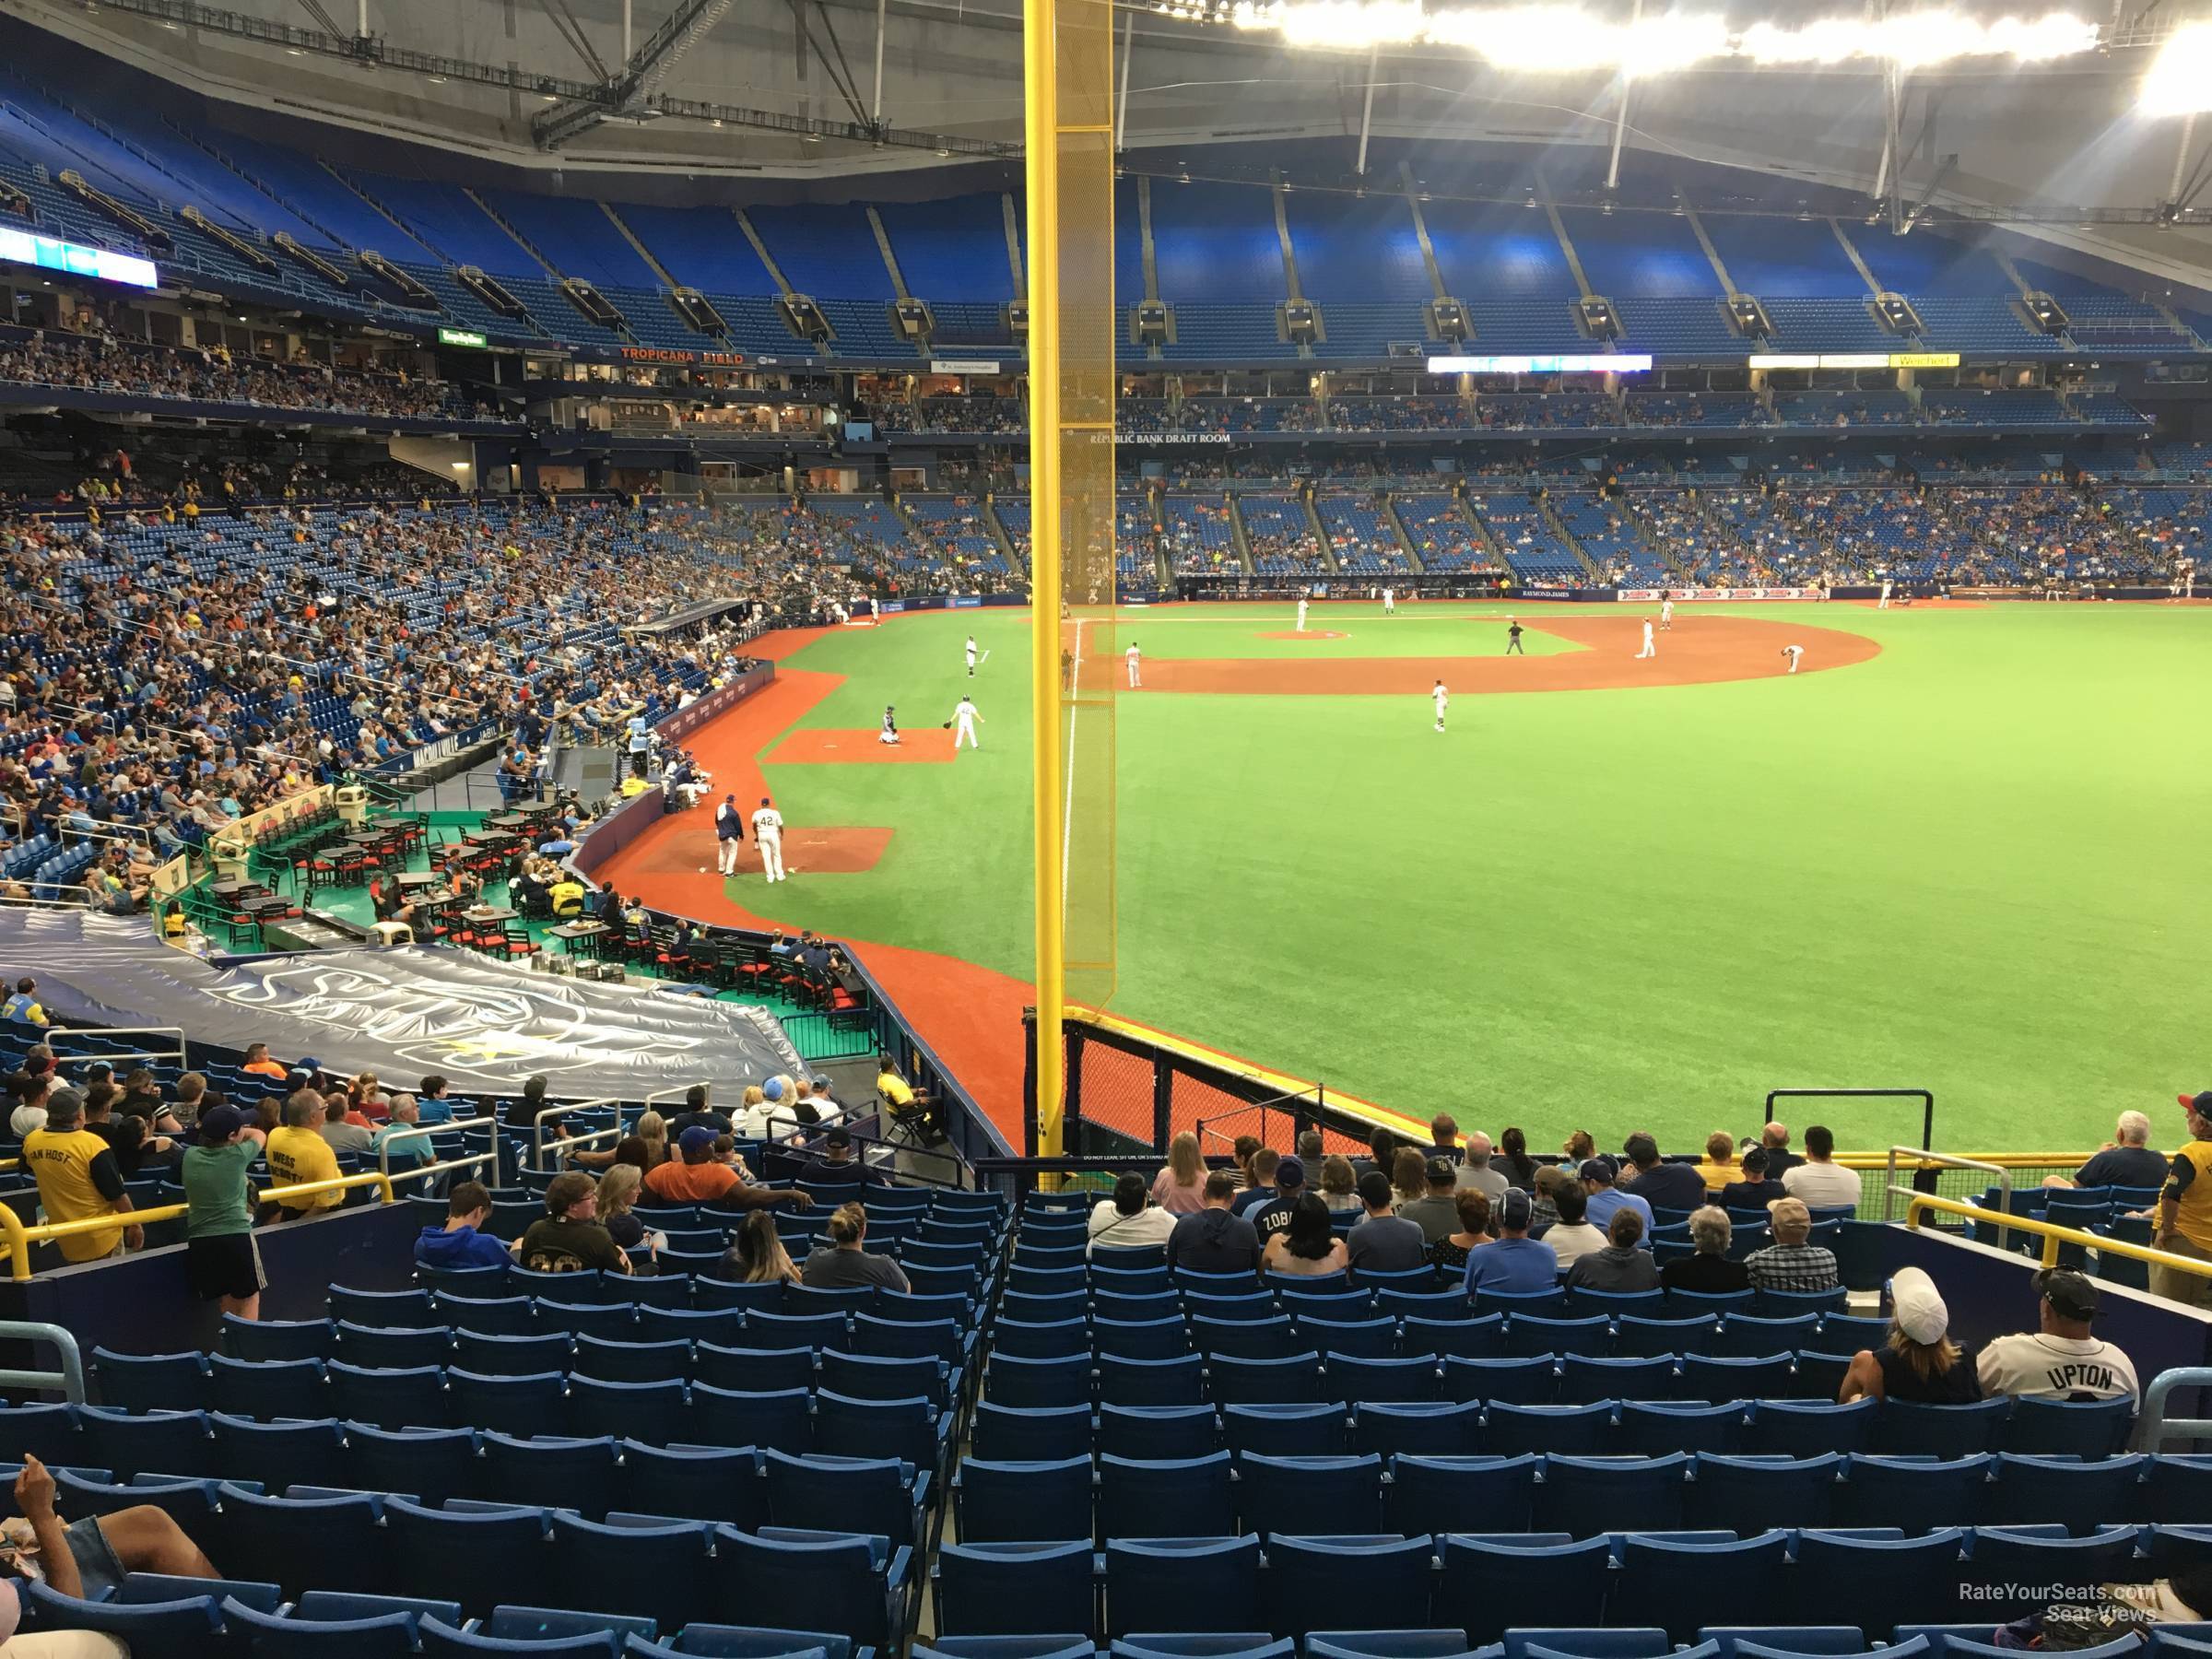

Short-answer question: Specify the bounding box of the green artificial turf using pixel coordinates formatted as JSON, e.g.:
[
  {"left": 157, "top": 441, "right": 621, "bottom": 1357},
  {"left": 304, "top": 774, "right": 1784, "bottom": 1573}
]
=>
[{"left": 765, "top": 601, "right": 2212, "bottom": 1156}]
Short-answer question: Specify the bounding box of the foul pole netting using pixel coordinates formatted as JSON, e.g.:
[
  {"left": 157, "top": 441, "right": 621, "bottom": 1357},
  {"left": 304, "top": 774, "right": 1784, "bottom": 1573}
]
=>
[{"left": 1028, "top": 0, "right": 1115, "bottom": 1157}]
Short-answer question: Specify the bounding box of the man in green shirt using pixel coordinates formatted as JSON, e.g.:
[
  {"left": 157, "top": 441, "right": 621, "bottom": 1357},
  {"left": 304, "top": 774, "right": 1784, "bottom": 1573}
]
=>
[{"left": 182, "top": 1105, "right": 263, "bottom": 1320}]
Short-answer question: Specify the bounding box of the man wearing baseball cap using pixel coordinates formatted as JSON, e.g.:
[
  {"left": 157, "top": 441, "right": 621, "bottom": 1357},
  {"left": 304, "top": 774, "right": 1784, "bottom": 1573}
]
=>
[
  {"left": 2152, "top": 1091, "right": 2212, "bottom": 1308},
  {"left": 1977, "top": 1266, "right": 2140, "bottom": 1403},
  {"left": 1580, "top": 1158, "right": 1653, "bottom": 1236},
  {"left": 1250, "top": 1154, "right": 1308, "bottom": 1245}
]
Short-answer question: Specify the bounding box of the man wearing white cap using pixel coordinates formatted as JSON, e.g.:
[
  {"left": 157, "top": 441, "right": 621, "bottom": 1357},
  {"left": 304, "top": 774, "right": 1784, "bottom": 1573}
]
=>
[{"left": 1837, "top": 1265, "right": 1980, "bottom": 1403}]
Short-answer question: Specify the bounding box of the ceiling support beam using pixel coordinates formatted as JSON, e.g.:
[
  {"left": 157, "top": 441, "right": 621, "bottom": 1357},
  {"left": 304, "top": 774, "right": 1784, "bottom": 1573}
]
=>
[
  {"left": 534, "top": 0, "right": 744, "bottom": 148},
  {"left": 1355, "top": 43, "right": 1379, "bottom": 176},
  {"left": 1606, "top": 0, "right": 1640, "bottom": 193},
  {"left": 1115, "top": 8, "right": 1134, "bottom": 153}
]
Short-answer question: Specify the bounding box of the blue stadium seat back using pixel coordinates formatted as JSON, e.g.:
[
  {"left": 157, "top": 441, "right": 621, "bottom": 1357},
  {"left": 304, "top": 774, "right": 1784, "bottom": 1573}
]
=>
[
  {"left": 1787, "top": 1353, "right": 1853, "bottom": 1403},
  {"left": 954, "top": 1455, "right": 1095, "bottom": 1544},
  {"left": 1353, "top": 1400, "right": 1484, "bottom": 1460},
  {"left": 822, "top": 1350, "right": 955, "bottom": 1410},
  {"left": 915, "top": 1641, "right": 1094, "bottom": 1659},
  {"left": 0, "top": 1403, "right": 85, "bottom": 1469},
  {"left": 1114, "top": 1638, "right": 1289, "bottom": 1659},
  {"left": 1176, "top": 1270, "right": 1264, "bottom": 1296},
  {"left": 1752, "top": 1288, "right": 1849, "bottom": 1320},
  {"left": 638, "top": 1308, "right": 747, "bottom": 1349},
  {"left": 653, "top": 1616, "right": 847, "bottom": 1657},
  {"left": 20, "top": 1579, "right": 221, "bottom": 1659},
  {"left": 1010, "top": 1266, "right": 1089, "bottom": 1300},
  {"left": 1388, "top": 1454, "right": 1539, "bottom": 1535},
  {"left": 1481, "top": 1403, "right": 1613, "bottom": 1459},
  {"left": 537, "top": 1300, "right": 641, "bottom": 1343},
  {"left": 815, "top": 1389, "right": 944, "bottom": 1470},
  {"left": 574, "top": 1334, "right": 693, "bottom": 1386},
  {"left": 1935, "top": 1638, "right": 2140, "bottom": 1659},
  {"left": 346, "top": 1421, "right": 480, "bottom": 1507},
  {"left": 382, "top": 1497, "right": 555, "bottom": 1613},
  {"left": 482, "top": 1431, "right": 620, "bottom": 1514},
  {"left": 224, "top": 1315, "right": 339, "bottom": 1364},
  {"left": 1436, "top": 1536, "right": 1615, "bottom": 1644},
  {"left": 1264, "top": 1535, "right": 1436, "bottom": 1637},
  {"left": 1698, "top": 1630, "right": 1870, "bottom": 1659},
  {"left": 1708, "top": 1316, "right": 1817, "bottom": 1360},
  {"left": 1192, "top": 1317, "right": 1300, "bottom": 1362},
  {"left": 1091, "top": 1267, "right": 1174, "bottom": 1300},
  {"left": 1183, "top": 1295, "right": 1285, "bottom": 1327},
  {"left": 1309, "top": 1631, "right": 1488, "bottom": 1659},
  {"left": 1100, "top": 1451, "right": 1235, "bottom": 1541},
  {"left": 1688, "top": 1453, "right": 1841, "bottom": 1534},
  {"left": 1742, "top": 1399, "right": 1874, "bottom": 1459},
  {"left": 217, "top": 1486, "right": 387, "bottom": 1596},
  {"left": 122, "top": 1571, "right": 283, "bottom": 1614},
  {"left": 1376, "top": 1293, "right": 1475, "bottom": 1324},
  {"left": 713, "top": 1526, "right": 906, "bottom": 1646},
  {"left": 1790, "top": 1529, "right": 1969, "bottom": 1630},
  {"left": 1099, "top": 1353, "right": 1206, "bottom": 1409},
  {"left": 296, "top": 1591, "right": 466, "bottom": 1630},
  {"left": 1680, "top": 1353, "right": 1794, "bottom": 1400},
  {"left": 1206, "top": 1354, "right": 1324, "bottom": 1408},
  {"left": 418, "top": 1616, "right": 615, "bottom": 1658},
  {"left": 212, "top": 1412, "right": 349, "bottom": 1490},
  {"left": 1619, "top": 1402, "right": 1746, "bottom": 1457},
  {"left": 422, "top": 1264, "right": 518, "bottom": 1300},
  {"left": 1960, "top": 1524, "right": 2140, "bottom": 1616},
  {"left": 690, "top": 1384, "right": 817, "bottom": 1455},
  {"left": 1535, "top": 1453, "right": 1688, "bottom": 1535},
  {"left": 332, "top": 1287, "right": 440, "bottom": 1329},
  {"left": 218, "top": 1594, "right": 423, "bottom": 1658},
  {"left": 1094, "top": 1317, "right": 1194, "bottom": 1363},
  {"left": 1618, "top": 1532, "right": 1789, "bottom": 1641},
  {"left": 2148, "top": 1631, "right": 2212, "bottom": 1659},
  {"left": 337, "top": 1321, "right": 457, "bottom": 1371},
  {"left": 2155, "top": 1529, "right": 2212, "bottom": 1584},
  {"left": 488, "top": 1606, "right": 661, "bottom": 1648},
  {"left": 694, "top": 1281, "right": 792, "bottom": 1315},
  {"left": 936, "top": 1539, "right": 1098, "bottom": 1639},
  {"left": 327, "top": 1361, "right": 453, "bottom": 1431},
  {"left": 1297, "top": 1318, "right": 1398, "bottom": 1361},
  {"left": 623, "top": 1275, "right": 698, "bottom": 1312},
  {"left": 1401, "top": 1317, "right": 1500, "bottom": 1361},
  {"left": 441, "top": 1299, "right": 548, "bottom": 1342},
  {"left": 1098, "top": 1405, "right": 1223, "bottom": 1462},
  {"left": 999, "top": 1293, "right": 1089, "bottom": 1329},
  {"left": 696, "top": 1344, "right": 818, "bottom": 1395},
  {"left": 447, "top": 1368, "right": 571, "bottom": 1441},
  {"left": 1557, "top": 1355, "right": 1675, "bottom": 1406},
  {"left": 1500, "top": 1630, "right": 1672, "bottom": 1659},
  {"left": 1220, "top": 1402, "right": 1350, "bottom": 1459},
  {"left": 570, "top": 1374, "right": 686, "bottom": 1441},
  {"left": 1614, "top": 1316, "right": 1717, "bottom": 1359},
  {"left": 1875, "top": 1397, "right": 2013, "bottom": 1458},
  {"left": 1441, "top": 1356, "right": 1558, "bottom": 1407},
  {"left": 92, "top": 1347, "right": 211, "bottom": 1413},
  {"left": 1799, "top": 1315, "right": 1889, "bottom": 1359},
  {"left": 549, "top": 1510, "right": 714, "bottom": 1629},
  {"left": 1354, "top": 1268, "right": 1443, "bottom": 1296},
  {"left": 1469, "top": 1290, "right": 1567, "bottom": 1322},
  {"left": 853, "top": 1314, "right": 971, "bottom": 1369},
  {"left": 2147, "top": 1460, "right": 2212, "bottom": 1527},
  {"left": 1105, "top": 1535, "right": 1264, "bottom": 1640},
  {"left": 620, "top": 1441, "right": 766, "bottom": 1527},
  {"left": 987, "top": 1353, "right": 1093, "bottom": 1412},
  {"left": 75, "top": 1406, "right": 211, "bottom": 1477},
  {"left": 1837, "top": 1454, "right": 1995, "bottom": 1530},
  {"left": 787, "top": 1286, "right": 879, "bottom": 1320},
  {"left": 906, "top": 1264, "right": 988, "bottom": 1300},
  {"left": 1236, "top": 1453, "right": 1384, "bottom": 1534},
  {"left": 210, "top": 1354, "right": 330, "bottom": 1422},
  {"left": 993, "top": 1318, "right": 1092, "bottom": 1361},
  {"left": 1090, "top": 1244, "right": 1169, "bottom": 1273},
  {"left": 972, "top": 1403, "right": 1092, "bottom": 1464},
  {"left": 1564, "top": 1288, "right": 1664, "bottom": 1321},
  {"left": 2001, "top": 1397, "right": 2136, "bottom": 1460},
  {"left": 1502, "top": 1317, "right": 1608, "bottom": 1361},
  {"left": 1991, "top": 1453, "right": 2145, "bottom": 1532},
  {"left": 1665, "top": 1291, "right": 1755, "bottom": 1318},
  {"left": 1093, "top": 1294, "right": 1182, "bottom": 1327},
  {"left": 764, "top": 1449, "right": 923, "bottom": 1547}
]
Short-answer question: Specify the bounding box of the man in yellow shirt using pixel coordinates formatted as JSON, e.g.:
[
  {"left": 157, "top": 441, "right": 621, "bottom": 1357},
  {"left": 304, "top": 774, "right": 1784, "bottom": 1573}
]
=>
[
  {"left": 23, "top": 1090, "right": 137, "bottom": 1261},
  {"left": 2153, "top": 1091, "right": 2212, "bottom": 1308},
  {"left": 265, "top": 1091, "right": 345, "bottom": 1218}
]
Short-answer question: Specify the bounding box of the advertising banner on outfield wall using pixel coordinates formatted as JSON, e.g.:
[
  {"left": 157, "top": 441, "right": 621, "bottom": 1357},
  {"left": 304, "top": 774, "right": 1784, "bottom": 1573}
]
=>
[{"left": 1618, "top": 586, "right": 1812, "bottom": 602}]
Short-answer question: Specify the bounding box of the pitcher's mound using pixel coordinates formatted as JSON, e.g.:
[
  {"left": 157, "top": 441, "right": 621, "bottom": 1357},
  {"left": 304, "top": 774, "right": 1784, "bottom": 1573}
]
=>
[{"left": 767, "top": 728, "right": 958, "bottom": 763}]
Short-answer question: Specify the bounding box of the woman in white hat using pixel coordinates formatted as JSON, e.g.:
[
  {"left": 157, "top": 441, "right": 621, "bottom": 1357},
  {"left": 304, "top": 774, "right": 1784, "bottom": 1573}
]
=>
[{"left": 1837, "top": 1265, "right": 1983, "bottom": 1403}]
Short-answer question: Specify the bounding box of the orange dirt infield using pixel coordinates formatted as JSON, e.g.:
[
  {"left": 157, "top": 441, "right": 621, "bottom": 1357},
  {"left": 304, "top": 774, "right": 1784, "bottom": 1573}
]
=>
[
  {"left": 1137, "top": 614, "right": 1878, "bottom": 695},
  {"left": 1255, "top": 629, "right": 1351, "bottom": 641},
  {"left": 766, "top": 728, "right": 959, "bottom": 764}
]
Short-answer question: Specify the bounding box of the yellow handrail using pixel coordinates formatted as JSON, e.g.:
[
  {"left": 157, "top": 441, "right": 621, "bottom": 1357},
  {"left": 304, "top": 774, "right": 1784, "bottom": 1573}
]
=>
[
  {"left": 1903, "top": 1190, "right": 2212, "bottom": 1281},
  {"left": 0, "top": 1169, "right": 400, "bottom": 1281},
  {"left": 1844, "top": 1151, "right": 2100, "bottom": 1171}
]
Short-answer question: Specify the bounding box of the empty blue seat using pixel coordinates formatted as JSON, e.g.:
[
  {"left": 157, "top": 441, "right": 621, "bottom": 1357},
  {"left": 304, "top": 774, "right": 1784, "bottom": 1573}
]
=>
[
  {"left": 1194, "top": 1318, "right": 1300, "bottom": 1361},
  {"left": 1208, "top": 1355, "right": 1323, "bottom": 1407},
  {"left": 1963, "top": 1525, "right": 2138, "bottom": 1617},
  {"left": 1618, "top": 1532, "right": 1788, "bottom": 1641},
  {"left": 1503, "top": 1630, "right": 1670, "bottom": 1659},
  {"left": 622, "top": 1441, "right": 767, "bottom": 1527},
  {"left": 347, "top": 1421, "right": 480, "bottom": 1506},
  {"left": 219, "top": 1594, "right": 423, "bottom": 1657},
  {"left": 1354, "top": 1401, "right": 1484, "bottom": 1459},
  {"left": 2001, "top": 1397, "right": 2135, "bottom": 1460},
  {"left": 20, "top": 1579, "right": 221, "bottom": 1659},
  {"left": 711, "top": 1524, "right": 909, "bottom": 1643},
  {"left": 1682, "top": 1353, "right": 1794, "bottom": 1400},
  {"left": 1616, "top": 1316, "right": 1716, "bottom": 1359},
  {"left": 1690, "top": 1452, "right": 1839, "bottom": 1533},
  {"left": 1558, "top": 1356, "right": 1674, "bottom": 1406},
  {"left": 1100, "top": 1354, "right": 1205, "bottom": 1408},
  {"left": 332, "top": 1287, "right": 439, "bottom": 1327},
  {"left": 1101, "top": 1452, "right": 1235, "bottom": 1540},
  {"left": 1298, "top": 1318, "right": 1398, "bottom": 1360},
  {"left": 1310, "top": 1631, "right": 1480, "bottom": 1659},
  {"left": 385, "top": 1498, "right": 551, "bottom": 1613},
  {"left": 1265, "top": 1535, "right": 1434, "bottom": 1636},
  {"left": 1698, "top": 1628, "right": 1868, "bottom": 1659},
  {"left": 1099, "top": 1405, "right": 1221, "bottom": 1461},
  {"left": 972, "top": 1403, "right": 1091, "bottom": 1464},
  {"left": 1402, "top": 1318, "right": 1502, "bottom": 1361},
  {"left": 327, "top": 1361, "right": 451, "bottom": 1430},
  {"left": 438, "top": 1295, "right": 540, "bottom": 1338},
  {"left": 1838, "top": 1453, "right": 1994, "bottom": 1529},
  {"left": 1710, "top": 1316, "right": 1816, "bottom": 1359},
  {"left": 574, "top": 1335, "right": 692, "bottom": 1386},
  {"left": 210, "top": 1356, "right": 329, "bottom": 1422},
  {"left": 697, "top": 1344, "right": 818, "bottom": 1395},
  {"left": 994, "top": 1319, "right": 1091, "bottom": 1360},
  {"left": 1483, "top": 1403, "right": 1612, "bottom": 1458},
  {"left": 1437, "top": 1535, "right": 1611, "bottom": 1643},
  {"left": 1619, "top": 1401, "right": 1744, "bottom": 1457},
  {"left": 1442, "top": 1357, "right": 1556, "bottom": 1407},
  {"left": 764, "top": 1449, "right": 924, "bottom": 1547},
  {"left": 690, "top": 1385, "right": 815, "bottom": 1454},
  {"left": 454, "top": 1331, "right": 575, "bottom": 1378},
  {"left": 1743, "top": 1399, "right": 1873, "bottom": 1458},
  {"left": 1791, "top": 1529, "right": 1967, "bottom": 1629},
  {"left": 1388, "top": 1454, "right": 1537, "bottom": 1535},
  {"left": 536, "top": 1300, "right": 638, "bottom": 1342},
  {"left": 956, "top": 1455, "right": 1095, "bottom": 1543},
  {"left": 1094, "top": 1318, "right": 1193, "bottom": 1362},
  {"left": 1875, "top": 1398, "right": 2011, "bottom": 1457},
  {"left": 482, "top": 1431, "right": 619, "bottom": 1513},
  {"left": 551, "top": 1512, "right": 714, "bottom": 1629},
  {"left": 1503, "top": 1318, "right": 1607, "bottom": 1360},
  {"left": 93, "top": 1348, "right": 209, "bottom": 1414},
  {"left": 989, "top": 1354, "right": 1092, "bottom": 1410},
  {"left": 219, "top": 1487, "right": 385, "bottom": 1596},
  {"left": 1237, "top": 1453, "right": 1383, "bottom": 1534},
  {"left": 1537, "top": 1453, "right": 1688, "bottom": 1534},
  {"left": 224, "top": 1316, "right": 338, "bottom": 1364},
  {"left": 212, "top": 1415, "right": 347, "bottom": 1490},
  {"left": 1470, "top": 1289, "right": 1566, "bottom": 1321},
  {"left": 448, "top": 1369, "right": 570, "bottom": 1441},
  {"left": 1105, "top": 1535, "right": 1262, "bottom": 1640},
  {"left": 815, "top": 1390, "right": 944, "bottom": 1471},
  {"left": 1221, "top": 1403, "right": 1349, "bottom": 1458},
  {"left": 76, "top": 1407, "right": 210, "bottom": 1476},
  {"left": 1323, "top": 1355, "right": 1437, "bottom": 1405},
  {"left": 337, "top": 1322, "right": 456, "bottom": 1371},
  {"left": 746, "top": 1312, "right": 853, "bottom": 1353},
  {"left": 938, "top": 1539, "right": 1095, "bottom": 1638},
  {"left": 1992, "top": 1453, "right": 2144, "bottom": 1531}
]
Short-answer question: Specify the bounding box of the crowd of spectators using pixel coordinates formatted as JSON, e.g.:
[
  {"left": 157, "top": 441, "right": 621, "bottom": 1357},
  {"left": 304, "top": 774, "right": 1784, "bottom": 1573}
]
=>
[{"left": 0, "top": 326, "right": 503, "bottom": 423}]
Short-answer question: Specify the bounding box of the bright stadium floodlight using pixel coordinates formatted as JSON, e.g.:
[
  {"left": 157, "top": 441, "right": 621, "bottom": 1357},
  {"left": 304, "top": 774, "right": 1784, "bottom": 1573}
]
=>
[{"left": 2140, "top": 21, "right": 2212, "bottom": 116}]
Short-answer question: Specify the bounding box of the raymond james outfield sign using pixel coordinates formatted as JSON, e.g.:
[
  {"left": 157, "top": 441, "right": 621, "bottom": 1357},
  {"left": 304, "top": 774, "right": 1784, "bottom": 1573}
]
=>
[{"left": 438, "top": 327, "right": 488, "bottom": 348}]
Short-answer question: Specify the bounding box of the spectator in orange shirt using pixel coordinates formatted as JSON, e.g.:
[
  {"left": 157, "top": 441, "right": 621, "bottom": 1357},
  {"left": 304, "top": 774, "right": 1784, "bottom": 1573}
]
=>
[
  {"left": 643, "top": 1126, "right": 816, "bottom": 1211},
  {"left": 241, "top": 1043, "right": 288, "bottom": 1081}
]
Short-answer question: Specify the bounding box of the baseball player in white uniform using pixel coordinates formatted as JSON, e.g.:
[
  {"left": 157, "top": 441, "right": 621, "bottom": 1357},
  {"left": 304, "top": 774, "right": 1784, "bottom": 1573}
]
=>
[
  {"left": 951, "top": 695, "right": 983, "bottom": 750},
  {"left": 1125, "top": 642, "right": 1141, "bottom": 688},
  {"left": 1382, "top": 587, "right": 1395, "bottom": 616},
  {"left": 1879, "top": 579, "right": 1893, "bottom": 608},
  {"left": 713, "top": 794, "right": 746, "bottom": 875},
  {"left": 1660, "top": 596, "right": 1675, "bottom": 630},
  {"left": 879, "top": 705, "right": 901, "bottom": 746},
  {"left": 1296, "top": 596, "right": 1309, "bottom": 632},
  {"left": 1781, "top": 645, "right": 1806, "bottom": 674},
  {"left": 1432, "top": 678, "right": 1449, "bottom": 733},
  {"left": 1637, "top": 618, "right": 1656, "bottom": 659},
  {"left": 965, "top": 636, "right": 978, "bottom": 677},
  {"left": 751, "top": 796, "right": 787, "bottom": 883}
]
